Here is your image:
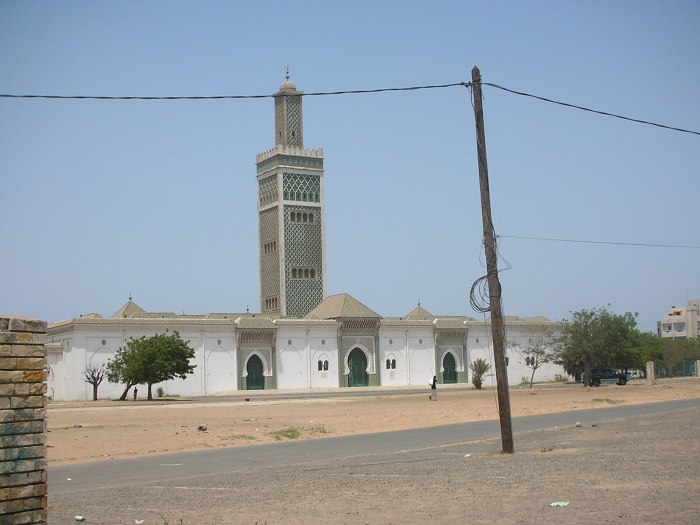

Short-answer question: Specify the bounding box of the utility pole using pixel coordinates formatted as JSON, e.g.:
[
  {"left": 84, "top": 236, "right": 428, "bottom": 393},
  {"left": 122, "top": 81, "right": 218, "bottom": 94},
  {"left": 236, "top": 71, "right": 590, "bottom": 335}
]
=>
[{"left": 470, "top": 66, "right": 514, "bottom": 453}]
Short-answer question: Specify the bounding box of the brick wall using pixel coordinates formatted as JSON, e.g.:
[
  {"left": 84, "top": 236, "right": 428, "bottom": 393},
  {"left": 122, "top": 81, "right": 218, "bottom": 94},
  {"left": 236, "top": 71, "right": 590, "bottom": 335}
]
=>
[{"left": 0, "top": 317, "right": 48, "bottom": 525}]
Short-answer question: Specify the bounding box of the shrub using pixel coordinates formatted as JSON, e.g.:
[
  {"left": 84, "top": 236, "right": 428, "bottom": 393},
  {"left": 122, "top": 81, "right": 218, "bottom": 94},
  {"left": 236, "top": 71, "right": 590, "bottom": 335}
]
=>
[{"left": 470, "top": 358, "right": 491, "bottom": 389}]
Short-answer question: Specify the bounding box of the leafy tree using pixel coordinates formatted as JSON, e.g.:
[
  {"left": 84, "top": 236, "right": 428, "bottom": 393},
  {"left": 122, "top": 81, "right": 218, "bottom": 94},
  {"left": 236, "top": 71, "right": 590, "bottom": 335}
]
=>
[
  {"left": 632, "top": 332, "right": 664, "bottom": 375},
  {"left": 106, "top": 332, "right": 196, "bottom": 400},
  {"left": 469, "top": 358, "right": 491, "bottom": 389},
  {"left": 657, "top": 338, "right": 700, "bottom": 377},
  {"left": 83, "top": 364, "right": 107, "bottom": 401},
  {"left": 106, "top": 345, "right": 139, "bottom": 401},
  {"left": 555, "top": 307, "right": 639, "bottom": 386},
  {"left": 514, "top": 325, "right": 556, "bottom": 388}
]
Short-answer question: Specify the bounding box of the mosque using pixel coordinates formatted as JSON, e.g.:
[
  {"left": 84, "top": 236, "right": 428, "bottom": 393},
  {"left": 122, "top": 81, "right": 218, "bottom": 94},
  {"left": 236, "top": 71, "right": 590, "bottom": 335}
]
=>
[{"left": 47, "top": 76, "right": 566, "bottom": 401}]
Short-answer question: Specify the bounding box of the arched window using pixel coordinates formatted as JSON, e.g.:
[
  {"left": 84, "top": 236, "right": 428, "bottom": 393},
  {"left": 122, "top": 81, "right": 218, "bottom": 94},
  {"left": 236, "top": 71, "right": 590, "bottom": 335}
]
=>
[
  {"left": 323, "top": 360, "right": 329, "bottom": 371},
  {"left": 303, "top": 213, "right": 308, "bottom": 222},
  {"left": 386, "top": 359, "right": 391, "bottom": 370},
  {"left": 292, "top": 268, "right": 297, "bottom": 278},
  {"left": 391, "top": 359, "right": 396, "bottom": 369},
  {"left": 318, "top": 360, "right": 323, "bottom": 371},
  {"left": 309, "top": 213, "right": 314, "bottom": 223},
  {"left": 304, "top": 269, "right": 309, "bottom": 278},
  {"left": 310, "top": 269, "right": 315, "bottom": 279}
]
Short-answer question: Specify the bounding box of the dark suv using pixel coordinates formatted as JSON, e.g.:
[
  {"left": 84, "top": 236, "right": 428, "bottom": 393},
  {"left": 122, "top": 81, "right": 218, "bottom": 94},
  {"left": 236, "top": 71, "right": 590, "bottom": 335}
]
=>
[{"left": 590, "top": 368, "right": 628, "bottom": 386}]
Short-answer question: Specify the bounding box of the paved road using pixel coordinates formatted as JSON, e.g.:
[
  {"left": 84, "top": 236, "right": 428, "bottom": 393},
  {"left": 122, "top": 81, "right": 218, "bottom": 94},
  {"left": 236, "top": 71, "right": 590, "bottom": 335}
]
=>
[{"left": 48, "top": 396, "right": 700, "bottom": 496}]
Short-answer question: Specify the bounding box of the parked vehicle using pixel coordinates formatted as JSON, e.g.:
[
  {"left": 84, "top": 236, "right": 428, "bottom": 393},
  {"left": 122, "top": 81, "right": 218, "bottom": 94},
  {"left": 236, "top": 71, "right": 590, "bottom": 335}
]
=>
[{"left": 590, "top": 368, "right": 628, "bottom": 386}]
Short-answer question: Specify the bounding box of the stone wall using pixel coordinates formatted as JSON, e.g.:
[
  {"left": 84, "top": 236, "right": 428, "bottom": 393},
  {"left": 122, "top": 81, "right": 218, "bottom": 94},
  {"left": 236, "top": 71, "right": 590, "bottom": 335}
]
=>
[{"left": 0, "top": 316, "right": 48, "bottom": 525}]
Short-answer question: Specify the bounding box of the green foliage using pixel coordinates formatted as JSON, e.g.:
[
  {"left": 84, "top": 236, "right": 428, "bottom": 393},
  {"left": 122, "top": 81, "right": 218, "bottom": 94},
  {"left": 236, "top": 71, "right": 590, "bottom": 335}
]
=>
[
  {"left": 555, "top": 306, "right": 640, "bottom": 386},
  {"left": 270, "top": 427, "right": 301, "bottom": 440},
  {"left": 633, "top": 332, "right": 664, "bottom": 370},
  {"left": 656, "top": 338, "right": 700, "bottom": 376},
  {"left": 106, "top": 331, "right": 196, "bottom": 400},
  {"left": 469, "top": 358, "right": 491, "bottom": 389}
]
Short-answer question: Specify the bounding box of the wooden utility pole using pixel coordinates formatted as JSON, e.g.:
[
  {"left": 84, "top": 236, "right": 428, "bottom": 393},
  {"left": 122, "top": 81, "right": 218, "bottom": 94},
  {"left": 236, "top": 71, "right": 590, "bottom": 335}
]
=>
[{"left": 470, "top": 66, "right": 514, "bottom": 453}]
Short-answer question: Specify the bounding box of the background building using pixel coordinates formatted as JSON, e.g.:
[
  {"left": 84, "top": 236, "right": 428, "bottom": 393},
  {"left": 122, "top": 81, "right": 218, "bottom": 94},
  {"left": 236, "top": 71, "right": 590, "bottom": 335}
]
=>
[{"left": 657, "top": 299, "right": 700, "bottom": 339}]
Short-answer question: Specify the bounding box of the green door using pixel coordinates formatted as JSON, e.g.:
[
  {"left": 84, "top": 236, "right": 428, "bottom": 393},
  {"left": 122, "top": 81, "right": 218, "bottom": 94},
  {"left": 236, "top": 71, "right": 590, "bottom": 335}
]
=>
[
  {"left": 348, "top": 348, "right": 368, "bottom": 387},
  {"left": 246, "top": 354, "right": 264, "bottom": 390},
  {"left": 443, "top": 352, "right": 457, "bottom": 384}
]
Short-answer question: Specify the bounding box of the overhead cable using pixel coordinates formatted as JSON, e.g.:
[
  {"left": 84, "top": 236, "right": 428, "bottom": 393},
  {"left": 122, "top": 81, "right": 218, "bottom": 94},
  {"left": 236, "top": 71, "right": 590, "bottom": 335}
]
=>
[
  {"left": 482, "top": 82, "right": 700, "bottom": 137},
  {"left": 2, "top": 79, "right": 698, "bottom": 136},
  {"left": 498, "top": 235, "right": 700, "bottom": 249}
]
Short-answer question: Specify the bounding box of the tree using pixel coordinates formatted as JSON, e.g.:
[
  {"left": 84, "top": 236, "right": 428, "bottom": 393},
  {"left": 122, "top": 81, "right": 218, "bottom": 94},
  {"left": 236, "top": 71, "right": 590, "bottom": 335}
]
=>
[
  {"left": 106, "top": 344, "right": 139, "bottom": 401},
  {"left": 469, "top": 358, "right": 491, "bottom": 389},
  {"left": 106, "top": 332, "right": 196, "bottom": 400},
  {"left": 515, "top": 325, "right": 556, "bottom": 388},
  {"left": 83, "top": 364, "right": 107, "bottom": 401},
  {"left": 555, "top": 307, "right": 639, "bottom": 386},
  {"left": 633, "top": 332, "right": 664, "bottom": 375},
  {"left": 657, "top": 338, "right": 700, "bottom": 377}
]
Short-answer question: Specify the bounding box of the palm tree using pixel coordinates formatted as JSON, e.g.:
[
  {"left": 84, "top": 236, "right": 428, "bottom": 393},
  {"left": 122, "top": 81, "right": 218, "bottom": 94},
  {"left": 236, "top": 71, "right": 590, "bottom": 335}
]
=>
[{"left": 469, "top": 358, "right": 491, "bottom": 389}]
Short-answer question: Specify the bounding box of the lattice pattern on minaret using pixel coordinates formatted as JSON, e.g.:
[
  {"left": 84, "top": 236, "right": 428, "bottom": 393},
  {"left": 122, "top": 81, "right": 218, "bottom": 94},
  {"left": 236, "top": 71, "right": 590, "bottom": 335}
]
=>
[
  {"left": 283, "top": 204, "right": 323, "bottom": 318},
  {"left": 282, "top": 173, "right": 320, "bottom": 202},
  {"left": 275, "top": 88, "right": 303, "bottom": 148},
  {"left": 258, "top": 175, "right": 278, "bottom": 206},
  {"left": 259, "top": 207, "right": 280, "bottom": 313}
]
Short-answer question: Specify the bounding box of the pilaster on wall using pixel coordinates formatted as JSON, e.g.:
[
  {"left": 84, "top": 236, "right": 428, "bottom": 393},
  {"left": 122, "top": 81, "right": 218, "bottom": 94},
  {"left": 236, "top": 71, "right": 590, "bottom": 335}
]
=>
[{"left": 0, "top": 316, "right": 48, "bottom": 525}]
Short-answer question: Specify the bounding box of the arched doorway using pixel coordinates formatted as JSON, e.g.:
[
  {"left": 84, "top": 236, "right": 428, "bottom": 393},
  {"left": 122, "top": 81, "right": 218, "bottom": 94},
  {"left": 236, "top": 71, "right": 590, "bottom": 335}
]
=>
[
  {"left": 348, "top": 348, "right": 368, "bottom": 387},
  {"left": 246, "top": 354, "right": 264, "bottom": 390},
  {"left": 442, "top": 352, "right": 457, "bottom": 384}
]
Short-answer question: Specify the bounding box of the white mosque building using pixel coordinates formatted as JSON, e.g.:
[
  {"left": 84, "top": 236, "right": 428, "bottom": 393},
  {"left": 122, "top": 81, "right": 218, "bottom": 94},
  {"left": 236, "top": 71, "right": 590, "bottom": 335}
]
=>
[{"left": 47, "top": 76, "right": 566, "bottom": 401}]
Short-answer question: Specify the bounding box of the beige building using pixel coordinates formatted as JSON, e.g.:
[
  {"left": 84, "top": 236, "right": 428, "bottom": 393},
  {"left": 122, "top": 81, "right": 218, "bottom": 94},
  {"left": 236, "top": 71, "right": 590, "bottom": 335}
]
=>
[{"left": 657, "top": 299, "right": 700, "bottom": 339}]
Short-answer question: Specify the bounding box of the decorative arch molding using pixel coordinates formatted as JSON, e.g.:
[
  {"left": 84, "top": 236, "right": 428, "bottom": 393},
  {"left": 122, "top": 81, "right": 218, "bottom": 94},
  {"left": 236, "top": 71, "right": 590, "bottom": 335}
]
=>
[
  {"left": 343, "top": 344, "right": 374, "bottom": 375},
  {"left": 312, "top": 350, "right": 331, "bottom": 365},
  {"left": 88, "top": 347, "right": 113, "bottom": 368},
  {"left": 241, "top": 349, "right": 272, "bottom": 377},
  {"left": 438, "top": 348, "right": 463, "bottom": 372}
]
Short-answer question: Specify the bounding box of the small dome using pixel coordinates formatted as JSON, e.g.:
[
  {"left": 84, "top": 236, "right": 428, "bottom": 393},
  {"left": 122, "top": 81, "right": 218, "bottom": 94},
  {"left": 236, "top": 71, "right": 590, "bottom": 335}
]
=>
[
  {"left": 279, "top": 67, "right": 298, "bottom": 92},
  {"left": 279, "top": 79, "right": 297, "bottom": 92}
]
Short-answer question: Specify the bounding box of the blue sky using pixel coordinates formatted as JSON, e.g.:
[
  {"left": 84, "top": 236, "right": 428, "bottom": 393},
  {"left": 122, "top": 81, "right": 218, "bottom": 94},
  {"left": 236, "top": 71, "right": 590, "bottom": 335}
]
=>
[{"left": 1, "top": 1, "right": 698, "bottom": 332}]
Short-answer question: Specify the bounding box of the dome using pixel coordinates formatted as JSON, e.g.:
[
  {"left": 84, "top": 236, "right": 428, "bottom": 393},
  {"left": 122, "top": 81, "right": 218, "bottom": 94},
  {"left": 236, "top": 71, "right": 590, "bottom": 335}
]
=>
[
  {"left": 279, "top": 68, "right": 298, "bottom": 92},
  {"left": 279, "top": 79, "right": 297, "bottom": 92}
]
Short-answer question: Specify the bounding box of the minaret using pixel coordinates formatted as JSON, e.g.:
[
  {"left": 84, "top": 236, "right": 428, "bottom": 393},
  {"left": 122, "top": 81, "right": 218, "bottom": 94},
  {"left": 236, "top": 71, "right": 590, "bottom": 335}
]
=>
[{"left": 256, "top": 72, "right": 326, "bottom": 318}]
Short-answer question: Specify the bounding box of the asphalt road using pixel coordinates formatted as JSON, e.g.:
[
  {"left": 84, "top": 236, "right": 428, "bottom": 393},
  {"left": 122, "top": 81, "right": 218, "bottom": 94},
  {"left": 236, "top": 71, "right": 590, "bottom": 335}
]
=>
[{"left": 48, "top": 396, "right": 700, "bottom": 496}]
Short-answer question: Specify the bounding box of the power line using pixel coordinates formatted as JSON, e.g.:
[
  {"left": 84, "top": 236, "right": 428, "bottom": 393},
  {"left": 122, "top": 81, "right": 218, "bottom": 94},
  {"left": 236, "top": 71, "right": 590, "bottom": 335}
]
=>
[
  {"left": 2, "top": 79, "right": 698, "bottom": 136},
  {"left": 498, "top": 234, "right": 700, "bottom": 250},
  {"left": 0, "top": 82, "right": 467, "bottom": 101},
  {"left": 482, "top": 82, "right": 700, "bottom": 137}
]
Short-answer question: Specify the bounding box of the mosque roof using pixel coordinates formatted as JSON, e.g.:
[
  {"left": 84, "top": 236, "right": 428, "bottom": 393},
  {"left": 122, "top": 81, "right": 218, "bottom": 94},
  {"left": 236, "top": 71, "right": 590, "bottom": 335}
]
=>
[
  {"left": 235, "top": 315, "right": 277, "bottom": 330},
  {"left": 404, "top": 305, "right": 434, "bottom": 320},
  {"left": 306, "top": 293, "right": 381, "bottom": 320},
  {"left": 112, "top": 299, "right": 145, "bottom": 319}
]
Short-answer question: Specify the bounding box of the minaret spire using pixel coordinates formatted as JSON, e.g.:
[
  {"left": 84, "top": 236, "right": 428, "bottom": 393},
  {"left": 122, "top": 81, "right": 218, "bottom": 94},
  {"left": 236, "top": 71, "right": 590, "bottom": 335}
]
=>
[{"left": 274, "top": 70, "right": 303, "bottom": 148}]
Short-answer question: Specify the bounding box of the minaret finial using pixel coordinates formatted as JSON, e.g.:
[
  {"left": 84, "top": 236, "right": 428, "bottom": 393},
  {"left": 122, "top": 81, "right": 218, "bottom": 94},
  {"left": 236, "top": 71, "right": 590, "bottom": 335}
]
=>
[{"left": 286, "top": 65, "right": 290, "bottom": 81}]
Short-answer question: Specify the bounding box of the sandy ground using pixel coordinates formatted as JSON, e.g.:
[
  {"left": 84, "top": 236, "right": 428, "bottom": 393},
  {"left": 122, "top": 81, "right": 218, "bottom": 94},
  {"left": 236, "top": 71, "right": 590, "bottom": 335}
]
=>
[{"left": 46, "top": 377, "right": 700, "bottom": 465}]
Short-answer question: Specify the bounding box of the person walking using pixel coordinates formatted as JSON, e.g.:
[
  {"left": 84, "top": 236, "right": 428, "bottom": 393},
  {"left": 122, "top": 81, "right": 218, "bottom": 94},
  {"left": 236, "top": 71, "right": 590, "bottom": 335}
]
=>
[
  {"left": 133, "top": 387, "right": 138, "bottom": 401},
  {"left": 429, "top": 376, "right": 437, "bottom": 401}
]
